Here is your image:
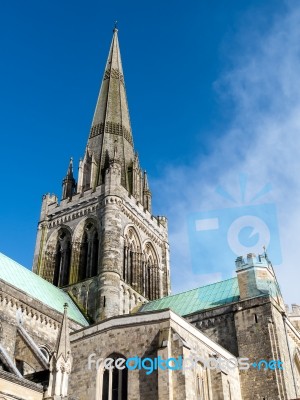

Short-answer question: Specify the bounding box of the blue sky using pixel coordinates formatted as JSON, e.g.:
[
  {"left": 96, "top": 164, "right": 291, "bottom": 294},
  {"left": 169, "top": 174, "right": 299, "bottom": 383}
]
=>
[{"left": 1, "top": 1, "right": 299, "bottom": 305}]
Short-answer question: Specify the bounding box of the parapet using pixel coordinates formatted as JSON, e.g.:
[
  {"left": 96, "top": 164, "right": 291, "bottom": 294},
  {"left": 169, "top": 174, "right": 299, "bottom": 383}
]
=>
[{"left": 235, "top": 253, "right": 269, "bottom": 270}]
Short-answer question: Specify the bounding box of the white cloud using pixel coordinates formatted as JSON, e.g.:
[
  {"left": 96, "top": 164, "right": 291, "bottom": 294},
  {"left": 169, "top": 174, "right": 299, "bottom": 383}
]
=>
[{"left": 153, "top": 1, "right": 300, "bottom": 305}]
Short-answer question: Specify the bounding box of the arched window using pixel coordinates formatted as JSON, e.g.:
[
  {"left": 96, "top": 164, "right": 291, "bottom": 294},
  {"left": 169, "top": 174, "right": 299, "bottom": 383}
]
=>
[
  {"left": 123, "top": 228, "right": 141, "bottom": 292},
  {"left": 39, "top": 346, "right": 50, "bottom": 363},
  {"left": 53, "top": 229, "right": 72, "bottom": 287},
  {"left": 98, "top": 354, "right": 128, "bottom": 400},
  {"left": 142, "top": 243, "right": 159, "bottom": 300},
  {"left": 79, "top": 223, "right": 99, "bottom": 280}
]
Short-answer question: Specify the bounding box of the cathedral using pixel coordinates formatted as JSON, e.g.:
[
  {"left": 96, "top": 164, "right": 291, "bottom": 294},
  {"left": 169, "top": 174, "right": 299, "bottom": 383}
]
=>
[{"left": 0, "top": 28, "right": 300, "bottom": 400}]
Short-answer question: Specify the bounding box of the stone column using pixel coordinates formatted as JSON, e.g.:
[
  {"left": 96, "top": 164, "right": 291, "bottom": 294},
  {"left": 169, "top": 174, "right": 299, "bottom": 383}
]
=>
[{"left": 97, "top": 160, "right": 123, "bottom": 321}]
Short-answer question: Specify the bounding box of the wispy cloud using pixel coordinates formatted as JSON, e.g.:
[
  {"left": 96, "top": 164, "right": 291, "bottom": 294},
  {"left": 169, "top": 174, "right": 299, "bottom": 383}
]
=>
[{"left": 153, "top": 1, "right": 300, "bottom": 304}]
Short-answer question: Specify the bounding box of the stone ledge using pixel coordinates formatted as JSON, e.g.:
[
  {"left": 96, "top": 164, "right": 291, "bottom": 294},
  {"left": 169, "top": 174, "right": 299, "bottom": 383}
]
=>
[{"left": 0, "top": 370, "right": 43, "bottom": 392}]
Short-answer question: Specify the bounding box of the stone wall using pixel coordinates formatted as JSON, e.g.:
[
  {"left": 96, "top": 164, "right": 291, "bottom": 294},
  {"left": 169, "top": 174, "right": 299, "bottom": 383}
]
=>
[
  {"left": 185, "top": 304, "right": 239, "bottom": 357},
  {"left": 234, "top": 297, "right": 281, "bottom": 399}
]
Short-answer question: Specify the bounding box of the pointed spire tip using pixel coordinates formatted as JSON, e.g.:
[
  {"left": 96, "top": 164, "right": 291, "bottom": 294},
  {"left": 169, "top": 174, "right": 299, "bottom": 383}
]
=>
[{"left": 113, "top": 20, "right": 118, "bottom": 33}]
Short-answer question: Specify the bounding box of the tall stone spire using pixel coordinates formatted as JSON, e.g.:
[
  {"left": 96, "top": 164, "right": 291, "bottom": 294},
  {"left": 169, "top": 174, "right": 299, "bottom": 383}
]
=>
[{"left": 78, "top": 27, "right": 135, "bottom": 192}]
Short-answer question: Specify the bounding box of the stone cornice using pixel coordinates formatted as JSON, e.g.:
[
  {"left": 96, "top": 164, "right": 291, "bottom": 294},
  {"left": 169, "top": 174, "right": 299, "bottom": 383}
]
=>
[
  {"left": 46, "top": 199, "right": 100, "bottom": 229},
  {"left": 45, "top": 193, "right": 168, "bottom": 249}
]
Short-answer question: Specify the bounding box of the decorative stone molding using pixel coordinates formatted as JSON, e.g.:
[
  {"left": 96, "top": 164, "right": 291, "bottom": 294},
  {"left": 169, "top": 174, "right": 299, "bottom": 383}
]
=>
[
  {"left": 47, "top": 203, "right": 99, "bottom": 228},
  {"left": 121, "top": 204, "right": 164, "bottom": 247},
  {"left": 119, "top": 281, "right": 147, "bottom": 315},
  {"left": 0, "top": 290, "right": 59, "bottom": 330},
  {"left": 103, "top": 68, "right": 125, "bottom": 85},
  {"left": 89, "top": 120, "right": 132, "bottom": 145}
]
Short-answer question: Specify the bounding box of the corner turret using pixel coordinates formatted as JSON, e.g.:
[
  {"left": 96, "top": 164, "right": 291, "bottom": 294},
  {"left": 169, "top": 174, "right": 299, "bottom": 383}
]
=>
[{"left": 236, "top": 252, "right": 284, "bottom": 309}]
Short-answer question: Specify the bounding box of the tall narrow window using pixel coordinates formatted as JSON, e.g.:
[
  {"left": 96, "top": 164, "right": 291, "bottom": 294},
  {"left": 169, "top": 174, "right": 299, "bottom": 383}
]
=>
[
  {"left": 53, "top": 242, "right": 61, "bottom": 286},
  {"left": 123, "top": 246, "right": 127, "bottom": 280},
  {"left": 61, "top": 240, "right": 71, "bottom": 286},
  {"left": 102, "top": 369, "right": 109, "bottom": 400},
  {"left": 112, "top": 366, "right": 119, "bottom": 400},
  {"left": 128, "top": 249, "right": 133, "bottom": 285},
  {"left": 123, "top": 227, "right": 142, "bottom": 293},
  {"left": 100, "top": 354, "right": 128, "bottom": 400},
  {"left": 91, "top": 231, "right": 99, "bottom": 277},
  {"left": 147, "top": 261, "right": 151, "bottom": 299},
  {"left": 143, "top": 243, "right": 159, "bottom": 300},
  {"left": 53, "top": 229, "right": 72, "bottom": 287},
  {"left": 79, "top": 232, "right": 88, "bottom": 280},
  {"left": 78, "top": 223, "right": 99, "bottom": 281}
]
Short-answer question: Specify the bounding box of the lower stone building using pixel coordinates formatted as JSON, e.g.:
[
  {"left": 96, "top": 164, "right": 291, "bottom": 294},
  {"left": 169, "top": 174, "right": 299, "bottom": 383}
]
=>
[{"left": 69, "top": 310, "right": 241, "bottom": 399}]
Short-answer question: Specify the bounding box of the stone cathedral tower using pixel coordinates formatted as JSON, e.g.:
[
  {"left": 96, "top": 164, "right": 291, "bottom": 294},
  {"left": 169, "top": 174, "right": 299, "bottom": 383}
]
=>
[{"left": 32, "top": 28, "right": 170, "bottom": 323}]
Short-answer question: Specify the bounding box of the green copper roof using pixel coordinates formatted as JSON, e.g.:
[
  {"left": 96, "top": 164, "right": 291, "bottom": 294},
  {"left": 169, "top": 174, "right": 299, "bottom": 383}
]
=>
[
  {"left": 0, "top": 252, "right": 88, "bottom": 326},
  {"left": 140, "top": 277, "right": 240, "bottom": 316}
]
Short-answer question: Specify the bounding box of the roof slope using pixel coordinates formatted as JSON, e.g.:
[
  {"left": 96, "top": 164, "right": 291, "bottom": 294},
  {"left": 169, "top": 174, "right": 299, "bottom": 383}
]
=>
[
  {"left": 140, "top": 277, "right": 240, "bottom": 316},
  {"left": 0, "top": 252, "right": 88, "bottom": 326}
]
